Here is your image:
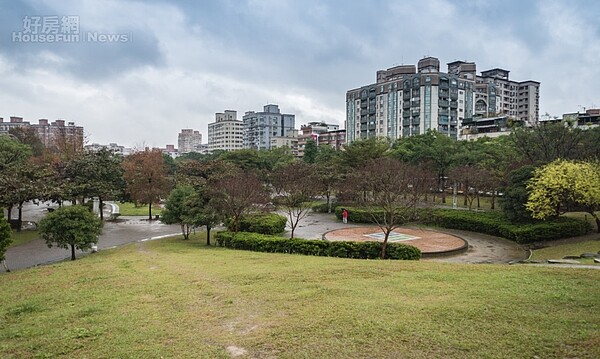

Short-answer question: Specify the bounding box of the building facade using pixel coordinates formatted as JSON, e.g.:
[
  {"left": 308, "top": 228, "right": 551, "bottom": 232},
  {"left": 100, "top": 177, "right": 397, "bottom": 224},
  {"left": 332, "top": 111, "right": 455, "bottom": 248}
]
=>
[
  {"left": 207, "top": 110, "right": 243, "bottom": 152},
  {"left": 271, "top": 129, "right": 299, "bottom": 156},
  {"left": 0, "top": 116, "right": 84, "bottom": 149},
  {"left": 346, "top": 57, "right": 540, "bottom": 143},
  {"left": 297, "top": 122, "right": 345, "bottom": 157},
  {"left": 243, "top": 104, "right": 295, "bottom": 150},
  {"left": 177, "top": 129, "right": 202, "bottom": 154}
]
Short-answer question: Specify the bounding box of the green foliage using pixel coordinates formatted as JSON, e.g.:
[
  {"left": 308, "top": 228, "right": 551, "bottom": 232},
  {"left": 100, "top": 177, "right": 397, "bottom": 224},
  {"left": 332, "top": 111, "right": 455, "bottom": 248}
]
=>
[
  {"left": 500, "top": 165, "right": 535, "bottom": 222},
  {"left": 161, "top": 185, "right": 196, "bottom": 239},
  {"left": 303, "top": 139, "right": 318, "bottom": 163},
  {"left": 215, "top": 231, "right": 421, "bottom": 260},
  {"left": 226, "top": 213, "right": 287, "bottom": 235},
  {"left": 38, "top": 205, "right": 103, "bottom": 260},
  {"left": 0, "top": 214, "right": 12, "bottom": 262},
  {"left": 340, "top": 137, "right": 390, "bottom": 169},
  {"left": 424, "top": 209, "right": 591, "bottom": 244}
]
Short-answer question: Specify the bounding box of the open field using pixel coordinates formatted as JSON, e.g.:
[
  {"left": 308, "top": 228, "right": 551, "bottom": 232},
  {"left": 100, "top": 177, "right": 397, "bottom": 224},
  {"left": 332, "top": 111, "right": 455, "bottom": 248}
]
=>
[
  {"left": 1, "top": 233, "right": 599, "bottom": 358},
  {"left": 531, "top": 239, "right": 600, "bottom": 265},
  {"left": 116, "top": 202, "right": 163, "bottom": 217},
  {"left": 8, "top": 230, "right": 39, "bottom": 248}
]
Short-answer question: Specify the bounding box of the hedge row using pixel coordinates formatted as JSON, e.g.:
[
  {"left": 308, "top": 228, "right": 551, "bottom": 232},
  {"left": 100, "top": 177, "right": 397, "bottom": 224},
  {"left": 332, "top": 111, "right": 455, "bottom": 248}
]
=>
[
  {"left": 215, "top": 231, "right": 421, "bottom": 260},
  {"left": 425, "top": 209, "right": 591, "bottom": 244},
  {"left": 334, "top": 206, "right": 591, "bottom": 244},
  {"left": 226, "top": 213, "right": 287, "bottom": 235}
]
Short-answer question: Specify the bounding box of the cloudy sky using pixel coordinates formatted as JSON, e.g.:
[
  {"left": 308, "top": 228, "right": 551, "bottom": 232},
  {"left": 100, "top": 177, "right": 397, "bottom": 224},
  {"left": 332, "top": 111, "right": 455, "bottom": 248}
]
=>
[{"left": 1, "top": 0, "right": 599, "bottom": 148}]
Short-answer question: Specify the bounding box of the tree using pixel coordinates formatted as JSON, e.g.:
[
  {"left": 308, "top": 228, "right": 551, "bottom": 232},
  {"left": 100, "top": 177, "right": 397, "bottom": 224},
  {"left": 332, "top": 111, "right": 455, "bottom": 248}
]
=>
[
  {"left": 350, "top": 158, "right": 432, "bottom": 259},
  {"left": 38, "top": 205, "right": 103, "bottom": 260},
  {"left": 66, "top": 149, "right": 125, "bottom": 220},
  {"left": 0, "top": 214, "right": 12, "bottom": 272},
  {"left": 500, "top": 165, "right": 535, "bottom": 222},
  {"left": 8, "top": 127, "right": 44, "bottom": 157},
  {"left": 526, "top": 160, "right": 600, "bottom": 232},
  {"left": 272, "top": 162, "right": 319, "bottom": 238},
  {"left": 510, "top": 123, "right": 584, "bottom": 164},
  {"left": 185, "top": 188, "right": 222, "bottom": 246},
  {"left": 341, "top": 137, "right": 390, "bottom": 169},
  {"left": 161, "top": 185, "right": 196, "bottom": 240},
  {"left": 303, "top": 139, "right": 318, "bottom": 164},
  {"left": 122, "top": 149, "right": 171, "bottom": 220},
  {"left": 211, "top": 170, "right": 269, "bottom": 233}
]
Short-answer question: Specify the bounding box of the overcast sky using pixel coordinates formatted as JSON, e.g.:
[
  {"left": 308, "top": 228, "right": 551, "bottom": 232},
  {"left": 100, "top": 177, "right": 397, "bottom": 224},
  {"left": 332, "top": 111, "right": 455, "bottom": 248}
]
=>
[{"left": 1, "top": 0, "right": 599, "bottom": 148}]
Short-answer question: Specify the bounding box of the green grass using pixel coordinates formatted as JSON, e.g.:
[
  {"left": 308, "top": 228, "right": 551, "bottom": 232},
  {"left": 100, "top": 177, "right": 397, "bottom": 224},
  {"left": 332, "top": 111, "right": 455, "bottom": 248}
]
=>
[
  {"left": 531, "top": 238, "right": 600, "bottom": 264},
  {"left": 8, "top": 230, "right": 39, "bottom": 248},
  {"left": 1, "top": 234, "right": 599, "bottom": 358},
  {"left": 563, "top": 211, "right": 600, "bottom": 232},
  {"left": 116, "top": 202, "right": 162, "bottom": 216}
]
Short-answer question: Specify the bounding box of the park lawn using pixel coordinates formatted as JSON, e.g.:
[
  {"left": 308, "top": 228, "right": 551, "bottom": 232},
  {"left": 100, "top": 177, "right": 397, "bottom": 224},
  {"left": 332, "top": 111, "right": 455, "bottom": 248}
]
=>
[
  {"left": 1, "top": 234, "right": 599, "bottom": 359},
  {"left": 531, "top": 238, "right": 600, "bottom": 265},
  {"left": 8, "top": 230, "right": 39, "bottom": 248},
  {"left": 563, "top": 211, "right": 600, "bottom": 232},
  {"left": 116, "top": 202, "right": 162, "bottom": 216}
]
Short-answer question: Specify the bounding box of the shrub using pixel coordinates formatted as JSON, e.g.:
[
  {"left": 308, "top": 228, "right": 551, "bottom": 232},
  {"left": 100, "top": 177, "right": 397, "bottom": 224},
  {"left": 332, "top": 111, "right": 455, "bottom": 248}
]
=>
[
  {"left": 215, "top": 231, "right": 421, "bottom": 260},
  {"left": 226, "top": 213, "right": 287, "bottom": 235},
  {"left": 424, "top": 209, "right": 591, "bottom": 244}
]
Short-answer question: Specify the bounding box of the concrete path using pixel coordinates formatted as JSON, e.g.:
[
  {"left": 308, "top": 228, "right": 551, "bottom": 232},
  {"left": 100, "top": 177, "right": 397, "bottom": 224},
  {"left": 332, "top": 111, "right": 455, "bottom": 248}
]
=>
[{"left": 286, "top": 211, "right": 529, "bottom": 264}]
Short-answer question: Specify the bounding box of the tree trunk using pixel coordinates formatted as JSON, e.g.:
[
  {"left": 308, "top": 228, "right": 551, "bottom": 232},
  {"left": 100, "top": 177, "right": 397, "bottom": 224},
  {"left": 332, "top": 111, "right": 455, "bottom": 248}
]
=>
[
  {"left": 326, "top": 193, "right": 331, "bottom": 213},
  {"left": 71, "top": 244, "right": 76, "bottom": 260},
  {"left": 7, "top": 206, "right": 12, "bottom": 221},
  {"left": 380, "top": 231, "right": 390, "bottom": 259},
  {"left": 491, "top": 191, "right": 496, "bottom": 210},
  {"left": 17, "top": 202, "right": 23, "bottom": 232},
  {"left": 2, "top": 259, "right": 9, "bottom": 272},
  {"left": 591, "top": 212, "right": 600, "bottom": 233},
  {"left": 206, "top": 225, "right": 211, "bottom": 246},
  {"left": 181, "top": 224, "right": 188, "bottom": 239},
  {"left": 476, "top": 192, "right": 480, "bottom": 209},
  {"left": 148, "top": 202, "right": 152, "bottom": 220},
  {"left": 99, "top": 197, "right": 104, "bottom": 221}
]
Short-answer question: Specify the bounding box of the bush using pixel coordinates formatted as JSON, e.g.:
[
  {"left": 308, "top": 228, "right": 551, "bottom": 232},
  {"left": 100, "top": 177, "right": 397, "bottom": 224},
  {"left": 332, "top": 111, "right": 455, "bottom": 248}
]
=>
[
  {"left": 424, "top": 209, "right": 591, "bottom": 244},
  {"left": 215, "top": 231, "right": 421, "bottom": 260},
  {"left": 226, "top": 213, "right": 287, "bottom": 235},
  {"left": 334, "top": 206, "right": 384, "bottom": 223}
]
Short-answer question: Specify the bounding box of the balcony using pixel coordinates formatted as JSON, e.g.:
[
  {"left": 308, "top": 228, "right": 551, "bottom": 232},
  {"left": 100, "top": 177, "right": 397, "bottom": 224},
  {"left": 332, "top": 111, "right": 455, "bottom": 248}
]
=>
[
  {"left": 450, "top": 101, "right": 458, "bottom": 108},
  {"left": 411, "top": 100, "right": 420, "bottom": 107},
  {"left": 439, "top": 100, "right": 449, "bottom": 107},
  {"left": 439, "top": 109, "right": 449, "bottom": 116}
]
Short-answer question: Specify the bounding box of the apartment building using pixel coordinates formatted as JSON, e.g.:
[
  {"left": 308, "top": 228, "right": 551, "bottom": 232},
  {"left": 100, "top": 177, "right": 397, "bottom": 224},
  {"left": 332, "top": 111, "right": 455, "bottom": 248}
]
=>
[
  {"left": 207, "top": 110, "right": 243, "bottom": 152},
  {"left": 0, "top": 116, "right": 84, "bottom": 149},
  {"left": 177, "top": 129, "right": 202, "bottom": 154},
  {"left": 346, "top": 57, "right": 540, "bottom": 143},
  {"left": 297, "top": 122, "right": 345, "bottom": 157},
  {"left": 271, "top": 129, "right": 299, "bottom": 156},
  {"left": 243, "top": 104, "right": 295, "bottom": 150}
]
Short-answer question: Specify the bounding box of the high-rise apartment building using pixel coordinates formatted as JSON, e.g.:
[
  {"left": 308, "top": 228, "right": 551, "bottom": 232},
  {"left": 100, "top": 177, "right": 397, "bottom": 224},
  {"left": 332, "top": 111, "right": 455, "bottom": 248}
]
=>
[
  {"left": 243, "top": 104, "right": 295, "bottom": 150},
  {"left": 207, "top": 110, "right": 243, "bottom": 152},
  {"left": 297, "top": 122, "right": 345, "bottom": 157},
  {"left": 346, "top": 57, "right": 540, "bottom": 143},
  {"left": 0, "top": 116, "right": 84, "bottom": 149},
  {"left": 177, "top": 129, "right": 202, "bottom": 154}
]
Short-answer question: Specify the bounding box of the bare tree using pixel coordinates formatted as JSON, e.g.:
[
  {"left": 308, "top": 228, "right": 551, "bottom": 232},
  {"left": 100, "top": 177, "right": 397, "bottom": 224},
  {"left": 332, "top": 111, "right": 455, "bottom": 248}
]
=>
[
  {"left": 211, "top": 170, "right": 269, "bottom": 233},
  {"left": 351, "top": 158, "right": 433, "bottom": 259},
  {"left": 272, "top": 162, "right": 319, "bottom": 238}
]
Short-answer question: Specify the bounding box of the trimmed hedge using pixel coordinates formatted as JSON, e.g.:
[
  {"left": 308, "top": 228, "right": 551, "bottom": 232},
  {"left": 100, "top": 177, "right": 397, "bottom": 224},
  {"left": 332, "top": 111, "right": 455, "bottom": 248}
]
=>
[
  {"left": 227, "top": 213, "right": 287, "bottom": 235},
  {"left": 215, "top": 231, "right": 421, "bottom": 260},
  {"left": 333, "top": 206, "right": 591, "bottom": 244},
  {"left": 425, "top": 209, "right": 591, "bottom": 244}
]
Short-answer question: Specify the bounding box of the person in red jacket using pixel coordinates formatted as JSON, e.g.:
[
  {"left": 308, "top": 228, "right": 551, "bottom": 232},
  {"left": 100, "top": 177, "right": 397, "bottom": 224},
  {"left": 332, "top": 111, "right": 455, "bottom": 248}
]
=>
[{"left": 342, "top": 208, "right": 348, "bottom": 224}]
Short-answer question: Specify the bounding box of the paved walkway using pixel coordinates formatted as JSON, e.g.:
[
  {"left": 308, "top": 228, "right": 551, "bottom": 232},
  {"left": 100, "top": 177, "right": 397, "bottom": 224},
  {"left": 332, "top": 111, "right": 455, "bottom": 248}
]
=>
[{"left": 288, "top": 211, "right": 529, "bottom": 264}]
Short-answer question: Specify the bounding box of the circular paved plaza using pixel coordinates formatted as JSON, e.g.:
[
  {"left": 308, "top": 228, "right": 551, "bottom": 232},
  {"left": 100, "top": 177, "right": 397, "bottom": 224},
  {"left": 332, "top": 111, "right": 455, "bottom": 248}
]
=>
[{"left": 324, "top": 227, "right": 468, "bottom": 257}]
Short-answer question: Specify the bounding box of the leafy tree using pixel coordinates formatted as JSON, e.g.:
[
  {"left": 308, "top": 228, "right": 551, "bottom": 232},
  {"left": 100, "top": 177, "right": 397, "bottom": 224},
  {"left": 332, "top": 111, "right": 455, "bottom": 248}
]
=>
[
  {"left": 526, "top": 160, "right": 600, "bottom": 232},
  {"left": 66, "top": 149, "right": 125, "bottom": 220},
  {"left": 162, "top": 153, "right": 177, "bottom": 176},
  {"left": 510, "top": 123, "right": 584, "bottom": 164},
  {"left": 272, "top": 162, "right": 319, "bottom": 238},
  {"left": 185, "top": 188, "right": 222, "bottom": 245},
  {"left": 217, "top": 149, "right": 262, "bottom": 172},
  {"left": 8, "top": 127, "right": 44, "bottom": 157},
  {"left": 341, "top": 137, "right": 390, "bottom": 169},
  {"left": 500, "top": 165, "right": 535, "bottom": 222},
  {"left": 211, "top": 170, "right": 269, "bottom": 233},
  {"left": 0, "top": 214, "right": 12, "bottom": 272},
  {"left": 122, "top": 149, "right": 171, "bottom": 220},
  {"left": 161, "top": 185, "right": 195, "bottom": 239},
  {"left": 349, "top": 158, "right": 432, "bottom": 259},
  {"left": 303, "top": 139, "right": 318, "bottom": 164},
  {"left": 39, "top": 205, "right": 103, "bottom": 260},
  {"left": 1, "top": 162, "right": 48, "bottom": 230}
]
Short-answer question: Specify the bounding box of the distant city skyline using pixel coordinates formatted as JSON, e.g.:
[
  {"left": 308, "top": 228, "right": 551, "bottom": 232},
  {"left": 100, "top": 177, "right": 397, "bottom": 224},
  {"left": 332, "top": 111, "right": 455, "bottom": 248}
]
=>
[{"left": 1, "top": 0, "right": 599, "bottom": 147}]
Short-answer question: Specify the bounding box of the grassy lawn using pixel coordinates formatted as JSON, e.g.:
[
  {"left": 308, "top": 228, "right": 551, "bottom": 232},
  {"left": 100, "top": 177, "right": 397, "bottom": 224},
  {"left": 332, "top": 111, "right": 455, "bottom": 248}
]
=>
[
  {"left": 563, "top": 211, "right": 600, "bottom": 232},
  {"left": 8, "top": 230, "right": 39, "bottom": 248},
  {"left": 116, "top": 202, "right": 162, "bottom": 216},
  {"left": 531, "top": 238, "right": 600, "bottom": 264},
  {"left": 1, "top": 234, "right": 599, "bottom": 358}
]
